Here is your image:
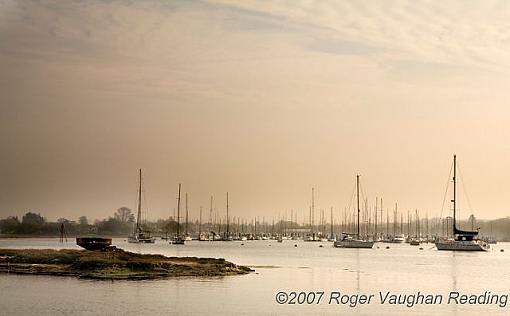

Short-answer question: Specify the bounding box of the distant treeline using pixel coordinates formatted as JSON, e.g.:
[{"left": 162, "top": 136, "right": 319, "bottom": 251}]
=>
[
  {"left": 1, "top": 208, "right": 510, "bottom": 240},
  {"left": 0, "top": 207, "right": 167, "bottom": 236}
]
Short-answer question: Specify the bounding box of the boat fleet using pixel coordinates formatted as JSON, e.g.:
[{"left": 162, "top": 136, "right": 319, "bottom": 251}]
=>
[{"left": 126, "top": 156, "right": 493, "bottom": 251}]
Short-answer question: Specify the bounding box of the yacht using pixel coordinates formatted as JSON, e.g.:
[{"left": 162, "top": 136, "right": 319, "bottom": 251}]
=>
[
  {"left": 128, "top": 169, "right": 155, "bottom": 244},
  {"left": 435, "top": 156, "right": 489, "bottom": 251},
  {"left": 334, "top": 175, "right": 374, "bottom": 249}
]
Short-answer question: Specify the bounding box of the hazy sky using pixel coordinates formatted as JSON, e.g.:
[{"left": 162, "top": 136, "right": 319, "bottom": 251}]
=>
[{"left": 1, "top": 0, "right": 510, "bottom": 222}]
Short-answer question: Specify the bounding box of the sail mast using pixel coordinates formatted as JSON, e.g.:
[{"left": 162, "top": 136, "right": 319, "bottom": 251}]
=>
[
  {"left": 210, "top": 196, "right": 213, "bottom": 232},
  {"left": 185, "top": 193, "right": 189, "bottom": 236},
  {"left": 357, "top": 175, "right": 360, "bottom": 238},
  {"left": 177, "top": 183, "right": 181, "bottom": 236},
  {"left": 226, "top": 192, "right": 229, "bottom": 236},
  {"left": 330, "top": 207, "right": 333, "bottom": 237},
  {"left": 199, "top": 206, "right": 202, "bottom": 236},
  {"left": 453, "top": 154, "right": 456, "bottom": 229},
  {"left": 312, "top": 187, "right": 315, "bottom": 234},
  {"left": 137, "top": 168, "right": 142, "bottom": 233},
  {"left": 375, "top": 197, "right": 378, "bottom": 239}
]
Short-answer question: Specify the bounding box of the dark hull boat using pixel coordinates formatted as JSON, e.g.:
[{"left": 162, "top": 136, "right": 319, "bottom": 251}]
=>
[{"left": 76, "top": 237, "right": 112, "bottom": 251}]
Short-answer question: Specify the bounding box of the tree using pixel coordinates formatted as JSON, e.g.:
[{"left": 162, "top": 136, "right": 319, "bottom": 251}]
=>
[
  {"left": 0, "top": 216, "right": 20, "bottom": 234},
  {"left": 114, "top": 207, "right": 132, "bottom": 223},
  {"left": 78, "top": 216, "right": 88, "bottom": 226},
  {"left": 20, "top": 212, "right": 46, "bottom": 234}
]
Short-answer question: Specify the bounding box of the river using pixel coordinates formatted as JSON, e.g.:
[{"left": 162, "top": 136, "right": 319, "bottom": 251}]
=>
[{"left": 0, "top": 238, "right": 508, "bottom": 315}]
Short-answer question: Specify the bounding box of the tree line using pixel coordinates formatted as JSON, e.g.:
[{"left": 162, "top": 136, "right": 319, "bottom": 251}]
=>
[{"left": 0, "top": 207, "right": 174, "bottom": 236}]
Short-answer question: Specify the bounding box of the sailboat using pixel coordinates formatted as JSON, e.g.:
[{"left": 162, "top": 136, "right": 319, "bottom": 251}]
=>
[
  {"left": 334, "top": 175, "right": 374, "bottom": 249},
  {"left": 435, "top": 155, "right": 489, "bottom": 251},
  {"left": 328, "top": 207, "right": 336, "bottom": 242},
  {"left": 170, "top": 183, "right": 185, "bottom": 245},
  {"left": 409, "top": 210, "right": 420, "bottom": 246},
  {"left": 128, "top": 169, "right": 156, "bottom": 243},
  {"left": 184, "top": 193, "right": 192, "bottom": 241},
  {"left": 304, "top": 188, "right": 321, "bottom": 242},
  {"left": 198, "top": 206, "right": 207, "bottom": 241},
  {"left": 221, "top": 192, "right": 233, "bottom": 241}
]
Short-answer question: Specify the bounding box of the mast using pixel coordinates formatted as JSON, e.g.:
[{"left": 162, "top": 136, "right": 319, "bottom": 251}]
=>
[
  {"left": 400, "top": 213, "right": 403, "bottom": 235},
  {"left": 226, "top": 192, "right": 229, "bottom": 236},
  {"left": 407, "top": 210, "right": 410, "bottom": 238},
  {"left": 136, "top": 168, "right": 142, "bottom": 233},
  {"left": 453, "top": 154, "right": 456, "bottom": 228},
  {"left": 394, "top": 203, "right": 397, "bottom": 236},
  {"left": 210, "top": 196, "right": 213, "bottom": 232},
  {"left": 386, "top": 207, "right": 389, "bottom": 237},
  {"left": 177, "top": 183, "right": 181, "bottom": 236},
  {"left": 185, "top": 193, "right": 189, "bottom": 236},
  {"left": 311, "top": 187, "right": 315, "bottom": 234},
  {"left": 357, "top": 175, "right": 360, "bottom": 238},
  {"left": 199, "top": 206, "right": 202, "bottom": 235},
  {"left": 415, "top": 209, "right": 419, "bottom": 238},
  {"left": 375, "top": 197, "right": 378, "bottom": 239},
  {"left": 330, "top": 207, "right": 333, "bottom": 237}
]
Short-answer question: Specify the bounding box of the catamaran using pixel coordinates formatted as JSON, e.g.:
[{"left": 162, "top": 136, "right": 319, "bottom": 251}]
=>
[
  {"left": 128, "top": 169, "right": 156, "bottom": 243},
  {"left": 435, "top": 155, "right": 490, "bottom": 251},
  {"left": 334, "top": 175, "right": 374, "bottom": 249}
]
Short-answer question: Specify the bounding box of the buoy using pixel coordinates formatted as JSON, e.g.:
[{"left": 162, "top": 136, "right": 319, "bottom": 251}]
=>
[
  {"left": 501, "top": 249, "right": 504, "bottom": 252},
  {"left": 319, "top": 245, "right": 323, "bottom": 248},
  {"left": 294, "top": 244, "right": 298, "bottom": 247},
  {"left": 386, "top": 246, "right": 390, "bottom": 249},
  {"left": 241, "top": 243, "right": 244, "bottom": 246},
  {"left": 419, "top": 247, "right": 423, "bottom": 250}
]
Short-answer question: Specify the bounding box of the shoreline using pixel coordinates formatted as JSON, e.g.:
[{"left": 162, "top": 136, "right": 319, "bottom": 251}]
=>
[{"left": 0, "top": 248, "right": 253, "bottom": 280}]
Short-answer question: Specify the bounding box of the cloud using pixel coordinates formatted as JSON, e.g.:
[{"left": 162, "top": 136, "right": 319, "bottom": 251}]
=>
[{"left": 202, "top": 0, "right": 510, "bottom": 74}]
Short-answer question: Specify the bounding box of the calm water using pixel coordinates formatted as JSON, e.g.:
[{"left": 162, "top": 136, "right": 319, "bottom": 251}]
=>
[{"left": 1, "top": 238, "right": 509, "bottom": 315}]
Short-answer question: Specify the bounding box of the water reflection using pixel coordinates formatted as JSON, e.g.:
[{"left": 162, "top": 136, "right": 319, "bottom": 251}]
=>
[{"left": 0, "top": 239, "right": 508, "bottom": 315}]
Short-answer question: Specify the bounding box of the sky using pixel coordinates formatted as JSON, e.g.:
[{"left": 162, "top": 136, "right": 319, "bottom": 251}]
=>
[{"left": 1, "top": 0, "right": 510, "bottom": 222}]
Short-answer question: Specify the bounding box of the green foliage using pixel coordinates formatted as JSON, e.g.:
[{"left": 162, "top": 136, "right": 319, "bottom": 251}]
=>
[{"left": 0, "top": 216, "right": 20, "bottom": 234}]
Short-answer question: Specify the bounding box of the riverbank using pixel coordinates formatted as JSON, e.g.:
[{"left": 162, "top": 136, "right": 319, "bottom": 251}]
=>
[{"left": 0, "top": 248, "right": 253, "bottom": 280}]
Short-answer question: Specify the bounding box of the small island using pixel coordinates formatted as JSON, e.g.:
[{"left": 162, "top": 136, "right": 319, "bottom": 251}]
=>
[{"left": 0, "top": 248, "right": 252, "bottom": 280}]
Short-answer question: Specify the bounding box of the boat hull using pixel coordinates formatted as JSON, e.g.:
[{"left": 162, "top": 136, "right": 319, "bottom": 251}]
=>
[
  {"left": 76, "top": 237, "right": 112, "bottom": 251},
  {"left": 435, "top": 240, "right": 489, "bottom": 251},
  {"left": 128, "top": 237, "right": 155, "bottom": 244},
  {"left": 334, "top": 240, "right": 374, "bottom": 248}
]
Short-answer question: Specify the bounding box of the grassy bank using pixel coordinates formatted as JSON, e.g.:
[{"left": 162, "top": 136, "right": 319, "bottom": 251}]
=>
[{"left": 0, "top": 248, "right": 252, "bottom": 280}]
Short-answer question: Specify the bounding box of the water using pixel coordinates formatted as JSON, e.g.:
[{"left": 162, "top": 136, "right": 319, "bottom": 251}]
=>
[{"left": 1, "top": 238, "right": 509, "bottom": 315}]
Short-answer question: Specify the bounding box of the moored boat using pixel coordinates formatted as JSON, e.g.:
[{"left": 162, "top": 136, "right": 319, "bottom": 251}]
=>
[
  {"left": 334, "top": 175, "right": 374, "bottom": 249},
  {"left": 128, "top": 169, "right": 156, "bottom": 244},
  {"left": 435, "top": 155, "right": 490, "bottom": 252},
  {"left": 170, "top": 183, "right": 185, "bottom": 245},
  {"left": 76, "top": 237, "right": 112, "bottom": 251}
]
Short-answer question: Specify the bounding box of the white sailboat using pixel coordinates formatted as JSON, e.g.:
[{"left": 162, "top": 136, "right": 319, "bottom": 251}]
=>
[
  {"left": 435, "top": 155, "right": 489, "bottom": 251},
  {"left": 334, "top": 175, "right": 374, "bottom": 249},
  {"left": 170, "top": 183, "right": 185, "bottom": 245},
  {"left": 128, "top": 169, "right": 156, "bottom": 244}
]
